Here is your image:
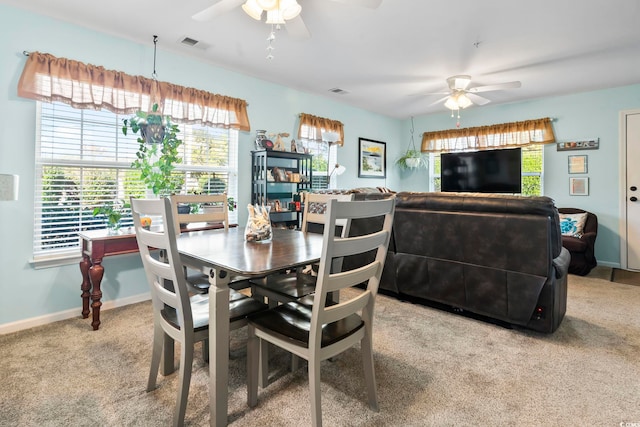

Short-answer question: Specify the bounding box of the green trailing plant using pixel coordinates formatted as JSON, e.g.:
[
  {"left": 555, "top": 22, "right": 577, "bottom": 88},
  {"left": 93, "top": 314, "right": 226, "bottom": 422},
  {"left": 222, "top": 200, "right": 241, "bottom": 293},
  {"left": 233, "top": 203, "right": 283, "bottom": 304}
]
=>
[
  {"left": 396, "top": 149, "right": 427, "bottom": 170},
  {"left": 93, "top": 200, "right": 130, "bottom": 230},
  {"left": 122, "top": 104, "right": 183, "bottom": 196}
]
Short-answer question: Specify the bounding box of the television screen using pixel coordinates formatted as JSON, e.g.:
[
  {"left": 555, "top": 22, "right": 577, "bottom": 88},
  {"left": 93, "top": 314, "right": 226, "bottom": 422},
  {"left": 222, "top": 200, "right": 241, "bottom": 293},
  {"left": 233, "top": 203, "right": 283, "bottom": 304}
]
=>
[{"left": 441, "top": 148, "right": 522, "bottom": 193}]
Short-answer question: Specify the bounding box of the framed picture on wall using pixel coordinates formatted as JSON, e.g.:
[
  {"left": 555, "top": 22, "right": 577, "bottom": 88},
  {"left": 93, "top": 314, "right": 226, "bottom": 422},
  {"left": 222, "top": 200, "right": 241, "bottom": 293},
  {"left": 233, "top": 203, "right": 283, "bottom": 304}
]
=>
[
  {"left": 358, "top": 137, "right": 387, "bottom": 178},
  {"left": 570, "top": 177, "right": 589, "bottom": 196},
  {"left": 568, "top": 155, "right": 588, "bottom": 174}
]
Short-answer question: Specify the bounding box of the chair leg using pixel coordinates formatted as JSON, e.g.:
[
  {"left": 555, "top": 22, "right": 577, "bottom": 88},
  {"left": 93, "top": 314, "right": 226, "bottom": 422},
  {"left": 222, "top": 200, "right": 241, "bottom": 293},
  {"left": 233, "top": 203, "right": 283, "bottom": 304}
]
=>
[
  {"left": 247, "top": 325, "right": 259, "bottom": 407},
  {"left": 147, "top": 325, "right": 164, "bottom": 391},
  {"left": 291, "top": 353, "right": 300, "bottom": 372},
  {"left": 308, "top": 358, "right": 322, "bottom": 427},
  {"left": 202, "top": 339, "right": 209, "bottom": 363},
  {"left": 259, "top": 338, "right": 269, "bottom": 388},
  {"left": 162, "top": 333, "right": 175, "bottom": 376},
  {"left": 174, "top": 339, "right": 194, "bottom": 427},
  {"left": 361, "top": 329, "right": 379, "bottom": 411}
]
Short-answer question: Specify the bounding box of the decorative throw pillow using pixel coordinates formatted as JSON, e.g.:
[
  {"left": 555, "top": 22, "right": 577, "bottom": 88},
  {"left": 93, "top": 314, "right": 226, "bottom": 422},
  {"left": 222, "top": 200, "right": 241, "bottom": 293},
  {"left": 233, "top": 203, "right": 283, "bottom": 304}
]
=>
[{"left": 559, "top": 213, "right": 588, "bottom": 237}]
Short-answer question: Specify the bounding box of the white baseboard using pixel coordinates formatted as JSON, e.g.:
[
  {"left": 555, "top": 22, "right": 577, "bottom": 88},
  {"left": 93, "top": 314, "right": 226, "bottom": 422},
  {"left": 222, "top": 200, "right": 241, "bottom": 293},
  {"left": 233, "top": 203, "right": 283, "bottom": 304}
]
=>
[
  {"left": 596, "top": 260, "right": 620, "bottom": 269},
  {"left": 0, "top": 292, "right": 151, "bottom": 335}
]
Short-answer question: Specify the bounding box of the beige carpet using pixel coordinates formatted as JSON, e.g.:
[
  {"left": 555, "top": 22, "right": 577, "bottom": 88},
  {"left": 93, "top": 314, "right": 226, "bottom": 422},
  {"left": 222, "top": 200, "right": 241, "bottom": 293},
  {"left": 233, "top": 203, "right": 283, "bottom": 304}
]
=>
[{"left": 1, "top": 273, "right": 640, "bottom": 426}]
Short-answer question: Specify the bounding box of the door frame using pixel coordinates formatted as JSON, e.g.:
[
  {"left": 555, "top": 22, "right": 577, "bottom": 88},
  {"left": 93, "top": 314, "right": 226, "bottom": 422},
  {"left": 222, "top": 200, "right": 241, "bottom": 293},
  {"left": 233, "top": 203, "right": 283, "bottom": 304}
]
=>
[{"left": 619, "top": 108, "right": 640, "bottom": 271}]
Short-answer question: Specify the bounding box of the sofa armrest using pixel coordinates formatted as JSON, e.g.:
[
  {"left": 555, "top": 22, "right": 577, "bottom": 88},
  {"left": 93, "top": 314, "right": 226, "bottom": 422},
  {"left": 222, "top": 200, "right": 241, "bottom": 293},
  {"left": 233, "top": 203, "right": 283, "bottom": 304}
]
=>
[
  {"left": 580, "top": 231, "right": 597, "bottom": 245},
  {"left": 553, "top": 247, "right": 571, "bottom": 279}
]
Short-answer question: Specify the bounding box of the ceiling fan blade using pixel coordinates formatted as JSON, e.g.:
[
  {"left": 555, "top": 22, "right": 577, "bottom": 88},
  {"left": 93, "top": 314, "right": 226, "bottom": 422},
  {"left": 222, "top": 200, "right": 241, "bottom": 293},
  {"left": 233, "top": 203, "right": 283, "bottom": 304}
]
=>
[
  {"left": 192, "top": 0, "right": 245, "bottom": 22},
  {"left": 428, "top": 95, "right": 450, "bottom": 106},
  {"left": 408, "top": 90, "right": 449, "bottom": 97},
  {"left": 328, "top": 0, "right": 383, "bottom": 9},
  {"left": 466, "top": 93, "right": 491, "bottom": 105},
  {"left": 468, "top": 81, "right": 521, "bottom": 93},
  {"left": 286, "top": 15, "right": 311, "bottom": 39}
]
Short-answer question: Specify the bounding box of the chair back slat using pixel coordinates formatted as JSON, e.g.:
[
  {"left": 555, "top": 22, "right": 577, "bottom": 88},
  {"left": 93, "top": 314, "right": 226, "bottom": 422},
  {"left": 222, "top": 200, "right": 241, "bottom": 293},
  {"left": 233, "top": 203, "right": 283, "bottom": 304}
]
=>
[
  {"left": 321, "top": 289, "right": 371, "bottom": 325},
  {"left": 131, "top": 197, "right": 194, "bottom": 334},
  {"left": 170, "top": 194, "right": 229, "bottom": 236},
  {"left": 329, "top": 232, "right": 389, "bottom": 259},
  {"left": 322, "top": 262, "right": 382, "bottom": 294}
]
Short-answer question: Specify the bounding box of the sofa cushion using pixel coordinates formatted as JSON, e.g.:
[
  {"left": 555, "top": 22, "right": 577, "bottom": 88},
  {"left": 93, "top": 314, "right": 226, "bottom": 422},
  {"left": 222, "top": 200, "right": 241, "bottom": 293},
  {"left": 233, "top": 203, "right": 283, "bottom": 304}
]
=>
[{"left": 559, "top": 212, "right": 587, "bottom": 237}]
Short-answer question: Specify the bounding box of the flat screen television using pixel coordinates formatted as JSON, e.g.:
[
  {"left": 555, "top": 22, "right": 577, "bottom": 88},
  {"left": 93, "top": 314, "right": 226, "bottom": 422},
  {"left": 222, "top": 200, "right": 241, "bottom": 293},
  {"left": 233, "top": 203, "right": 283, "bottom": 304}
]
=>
[{"left": 441, "top": 147, "right": 522, "bottom": 193}]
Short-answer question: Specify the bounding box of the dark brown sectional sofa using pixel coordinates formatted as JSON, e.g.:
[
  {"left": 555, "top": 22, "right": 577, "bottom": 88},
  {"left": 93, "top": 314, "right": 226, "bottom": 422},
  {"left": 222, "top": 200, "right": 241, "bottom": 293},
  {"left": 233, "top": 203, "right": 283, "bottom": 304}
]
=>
[{"left": 344, "top": 191, "right": 570, "bottom": 333}]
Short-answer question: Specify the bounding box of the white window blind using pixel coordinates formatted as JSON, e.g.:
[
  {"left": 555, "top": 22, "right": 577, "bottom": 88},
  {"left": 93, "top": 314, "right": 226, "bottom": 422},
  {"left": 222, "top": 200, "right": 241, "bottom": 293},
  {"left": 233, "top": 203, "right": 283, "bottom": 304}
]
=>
[{"left": 34, "top": 102, "right": 238, "bottom": 263}]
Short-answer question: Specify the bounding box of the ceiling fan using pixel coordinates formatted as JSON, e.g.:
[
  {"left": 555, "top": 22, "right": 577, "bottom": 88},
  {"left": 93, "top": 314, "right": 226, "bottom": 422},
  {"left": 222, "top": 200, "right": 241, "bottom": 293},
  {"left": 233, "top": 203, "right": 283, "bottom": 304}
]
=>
[
  {"left": 192, "top": 0, "right": 383, "bottom": 40},
  {"left": 428, "top": 75, "right": 522, "bottom": 111}
]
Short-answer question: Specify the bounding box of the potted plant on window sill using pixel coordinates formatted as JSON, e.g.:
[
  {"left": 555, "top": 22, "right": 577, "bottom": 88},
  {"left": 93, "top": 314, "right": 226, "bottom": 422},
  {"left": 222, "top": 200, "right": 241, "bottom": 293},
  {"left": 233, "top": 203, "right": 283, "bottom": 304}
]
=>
[{"left": 93, "top": 200, "right": 130, "bottom": 234}]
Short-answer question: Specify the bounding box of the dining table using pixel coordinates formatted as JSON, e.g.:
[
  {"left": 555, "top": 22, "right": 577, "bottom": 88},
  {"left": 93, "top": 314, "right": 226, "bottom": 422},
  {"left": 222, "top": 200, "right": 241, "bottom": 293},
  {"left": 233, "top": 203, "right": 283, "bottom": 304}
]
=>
[{"left": 176, "top": 226, "right": 324, "bottom": 426}]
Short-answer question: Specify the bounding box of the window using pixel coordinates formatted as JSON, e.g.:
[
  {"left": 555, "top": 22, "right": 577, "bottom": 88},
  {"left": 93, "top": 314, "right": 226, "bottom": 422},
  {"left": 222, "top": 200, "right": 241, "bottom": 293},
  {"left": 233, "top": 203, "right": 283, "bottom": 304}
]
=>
[
  {"left": 427, "top": 144, "right": 543, "bottom": 195},
  {"left": 297, "top": 126, "right": 337, "bottom": 190},
  {"left": 34, "top": 102, "right": 238, "bottom": 263}
]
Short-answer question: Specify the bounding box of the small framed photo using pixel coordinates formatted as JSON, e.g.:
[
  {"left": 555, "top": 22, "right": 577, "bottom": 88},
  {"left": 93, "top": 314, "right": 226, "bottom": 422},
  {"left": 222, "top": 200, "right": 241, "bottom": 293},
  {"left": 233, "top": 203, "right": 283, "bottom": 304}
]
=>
[
  {"left": 358, "top": 137, "right": 387, "bottom": 178},
  {"left": 568, "top": 155, "right": 588, "bottom": 174},
  {"left": 570, "top": 177, "right": 589, "bottom": 196}
]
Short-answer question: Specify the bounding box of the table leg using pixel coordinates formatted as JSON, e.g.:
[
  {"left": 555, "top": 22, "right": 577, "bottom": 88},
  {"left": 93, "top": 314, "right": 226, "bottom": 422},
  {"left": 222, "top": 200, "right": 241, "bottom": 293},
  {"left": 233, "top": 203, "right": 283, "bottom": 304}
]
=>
[
  {"left": 79, "top": 255, "right": 92, "bottom": 319},
  {"left": 209, "top": 267, "right": 230, "bottom": 427},
  {"left": 89, "top": 259, "right": 104, "bottom": 331}
]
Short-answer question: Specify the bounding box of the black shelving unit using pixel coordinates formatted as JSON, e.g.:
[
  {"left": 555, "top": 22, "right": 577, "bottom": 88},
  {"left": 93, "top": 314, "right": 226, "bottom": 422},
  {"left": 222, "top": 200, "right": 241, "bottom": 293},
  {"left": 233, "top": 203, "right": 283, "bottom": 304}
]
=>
[{"left": 251, "top": 150, "right": 313, "bottom": 228}]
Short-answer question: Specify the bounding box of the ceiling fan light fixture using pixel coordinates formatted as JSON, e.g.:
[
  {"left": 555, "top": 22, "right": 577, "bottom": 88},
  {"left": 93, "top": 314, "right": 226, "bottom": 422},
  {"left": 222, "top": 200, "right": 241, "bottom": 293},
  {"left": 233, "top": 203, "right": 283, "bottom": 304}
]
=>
[
  {"left": 448, "top": 75, "right": 471, "bottom": 91},
  {"left": 256, "top": 0, "right": 278, "bottom": 11},
  {"left": 457, "top": 93, "right": 473, "bottom": 109},
  {"left": 281, "top": 0, "right": 302, "bottom": 20},
  {"left": 444, "top": 96, "right": 459, "bottom": 110},
  {"left": 265, "top": 8, "right": 285, "bottom": 24},
  {"left": 242, "top": 0, "right": 264, "bottom": 20}
]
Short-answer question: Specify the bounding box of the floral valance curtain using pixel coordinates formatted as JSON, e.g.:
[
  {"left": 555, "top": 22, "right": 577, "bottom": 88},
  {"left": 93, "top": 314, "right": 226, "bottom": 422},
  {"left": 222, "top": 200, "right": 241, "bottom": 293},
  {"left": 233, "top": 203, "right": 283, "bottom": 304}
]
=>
[
  {"left": 421, "top": 117, "right": 555, "bottom": 153},
  {"left": 17, "top": 51, "right": 250, "bottom": 131},
  {"left": 297, "top": 113, "right": 344, "bottom": 146}
]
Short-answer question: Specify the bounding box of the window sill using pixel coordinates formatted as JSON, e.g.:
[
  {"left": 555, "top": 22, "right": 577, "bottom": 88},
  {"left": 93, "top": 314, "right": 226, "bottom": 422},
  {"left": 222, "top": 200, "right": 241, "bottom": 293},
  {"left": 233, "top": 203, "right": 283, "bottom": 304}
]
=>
[{"left": 30, "top": 253, "right": 83, "bottom": 269}]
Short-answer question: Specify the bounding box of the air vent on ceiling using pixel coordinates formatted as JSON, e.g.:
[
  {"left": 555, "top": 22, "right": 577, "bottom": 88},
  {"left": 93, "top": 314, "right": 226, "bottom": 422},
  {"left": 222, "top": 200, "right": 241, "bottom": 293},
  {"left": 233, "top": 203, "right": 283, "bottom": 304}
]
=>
[
  {"left": 181, "top": 37, "right": 199, "bottom": 47},
  {"left": 328, "top": 87, "right": 349, "bottom": 95}
]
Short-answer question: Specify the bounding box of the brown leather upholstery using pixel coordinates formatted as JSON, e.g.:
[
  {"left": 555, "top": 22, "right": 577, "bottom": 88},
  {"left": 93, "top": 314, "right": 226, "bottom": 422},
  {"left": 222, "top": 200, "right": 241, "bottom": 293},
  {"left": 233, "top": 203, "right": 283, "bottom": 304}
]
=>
[
  {"left": 558, "top": 208, "right": 598, "bottom": 276},
  {"left": 344, "top": 191, "right": 570, "bottom": 333}
]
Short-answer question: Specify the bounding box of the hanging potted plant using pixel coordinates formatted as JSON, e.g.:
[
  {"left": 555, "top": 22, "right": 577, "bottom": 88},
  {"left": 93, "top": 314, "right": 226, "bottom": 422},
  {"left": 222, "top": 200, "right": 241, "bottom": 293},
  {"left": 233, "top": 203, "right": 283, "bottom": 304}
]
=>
[
  {"left": 122, "top": 103, "right": 184, "bottom": 197},
  {"left": 396, "top": 117, "right": 427, "bottom": 170},
  {"left": 397, "top": 149, "right": 427, "bottom": 169}
]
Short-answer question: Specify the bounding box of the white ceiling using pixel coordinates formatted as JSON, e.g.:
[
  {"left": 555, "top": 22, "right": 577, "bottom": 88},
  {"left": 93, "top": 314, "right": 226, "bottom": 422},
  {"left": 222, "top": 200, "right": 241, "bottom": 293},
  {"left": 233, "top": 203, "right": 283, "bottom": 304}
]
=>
[{"left": 4, "top": 0, "right": 640, "bottom": 119}]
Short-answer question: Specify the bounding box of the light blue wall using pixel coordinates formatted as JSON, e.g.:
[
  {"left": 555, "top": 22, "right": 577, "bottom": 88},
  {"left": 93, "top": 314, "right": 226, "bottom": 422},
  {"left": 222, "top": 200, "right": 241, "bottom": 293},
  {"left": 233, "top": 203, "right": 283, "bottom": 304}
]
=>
[
  {"left": 0, "top": 5, "right": 399, "bottom": 327},
  {"left": 1, "top": 4, "right": 638, "bottom": 329},
  {"left": 406, "top": 85, "right": 640, "bottom": 270}
]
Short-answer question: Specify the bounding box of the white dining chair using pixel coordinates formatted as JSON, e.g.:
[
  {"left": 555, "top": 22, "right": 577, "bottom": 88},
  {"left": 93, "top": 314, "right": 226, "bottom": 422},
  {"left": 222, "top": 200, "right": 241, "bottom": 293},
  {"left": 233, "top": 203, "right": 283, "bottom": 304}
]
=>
[
  {"left": 246, "top": 197, "right": 395, "bottom": 427},
  {"left": 169, "top": 193, "right": 234, "bottom": 294},
  {"left": 249, "top": 192, "right": 355, "bottom": 306},
  {"left": 130, "top": 197, "right": 267, "bottom": 427}
]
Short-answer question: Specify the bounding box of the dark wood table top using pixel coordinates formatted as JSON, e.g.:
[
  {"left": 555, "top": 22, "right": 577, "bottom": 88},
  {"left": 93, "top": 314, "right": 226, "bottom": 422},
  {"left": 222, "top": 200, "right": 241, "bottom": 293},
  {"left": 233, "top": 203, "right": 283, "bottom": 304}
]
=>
[{"left": 176, "top": 227, "right": 324, "bottom": 277}]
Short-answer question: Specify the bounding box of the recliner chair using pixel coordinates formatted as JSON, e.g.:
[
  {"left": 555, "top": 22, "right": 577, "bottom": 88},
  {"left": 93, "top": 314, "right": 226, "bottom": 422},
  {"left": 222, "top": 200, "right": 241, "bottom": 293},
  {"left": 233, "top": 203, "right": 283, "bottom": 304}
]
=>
[{"left": 558, "top": 207, "right": 598, "bottom": 276}]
